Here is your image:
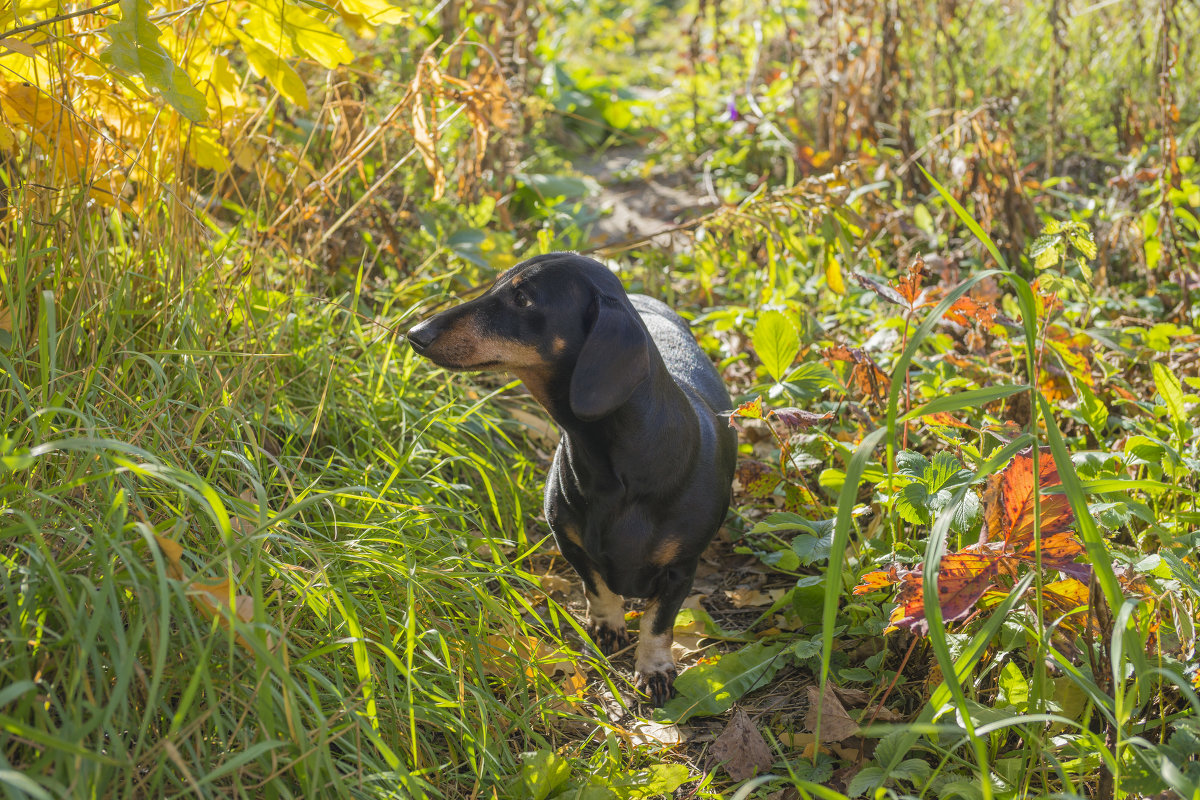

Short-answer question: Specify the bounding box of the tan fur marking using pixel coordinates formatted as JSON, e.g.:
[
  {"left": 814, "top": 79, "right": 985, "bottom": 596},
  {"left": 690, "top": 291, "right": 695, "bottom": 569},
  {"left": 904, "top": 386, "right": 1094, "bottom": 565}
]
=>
[
  {"left": 634, "top": 601, "right": 675, "bottom": 675},
  {"left": 551, "top": 336, "right": 567, "bottom": 355},
  {"left": 650, "top": 538, "right": 682, "bottom": 566},
  {"left": 564, "top": 524, "right": 584, "bottom": 548}
]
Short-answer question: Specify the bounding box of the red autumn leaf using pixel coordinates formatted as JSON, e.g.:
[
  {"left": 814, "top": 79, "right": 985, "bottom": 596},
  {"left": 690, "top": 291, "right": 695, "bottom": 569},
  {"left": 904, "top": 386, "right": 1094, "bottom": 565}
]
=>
[
  {"left": 982, "top": 447, "right": 1075, "bottom": 547},
  {"left": 824, "top": 345, "right": 889, "bottom": 407},
  {"left": 885, "top": 547, "right": 1001, "bottom": 634},
  {"left": 921, "top": 411, "right": 977, "bottom": 431},
  {"left": 770, "top": 407, "right": 834, "bottom": 430},
  {"left": 945, "top": 295, "right": 998, "bottom": 329},
  {"left": 894, "top": 256, "right": 931, "bottom": 308}
]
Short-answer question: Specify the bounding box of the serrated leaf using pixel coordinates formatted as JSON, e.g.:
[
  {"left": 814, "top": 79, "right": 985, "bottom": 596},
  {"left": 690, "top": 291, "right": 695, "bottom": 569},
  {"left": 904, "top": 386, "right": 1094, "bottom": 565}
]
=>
[
  {"left": 752, "top": 309, "right": 801, "bottom": 384},
  {"left": 896, "top": 450, "right": 930, "bottom": 478},
  {"left": 926, "top": 452, "right": 968, "bottom": 493},
  {"left": 896, "top": 483, "right": 932, "bottom": 525},
  {"left": 1069, "top": 230, "right": 1097, "bottom": 260},
  {"left": 102, "top": 0, "right": 207, "bottom": 121},
  {"left": 1034, "top": 243, "right": 1061, "bottom": 272},
  {"left": 846, "top": 766, "right": 886, "bottom": 798}
]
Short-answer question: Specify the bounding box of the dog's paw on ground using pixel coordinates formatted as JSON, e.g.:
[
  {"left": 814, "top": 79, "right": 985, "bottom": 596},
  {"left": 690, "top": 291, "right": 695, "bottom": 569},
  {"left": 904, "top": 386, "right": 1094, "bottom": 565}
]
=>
[
  {"left": 587, "top": 620, "right": 630, "bottom": 656},
  {"left": 635, "top": 667, "right": 677, "bottom": 707}
]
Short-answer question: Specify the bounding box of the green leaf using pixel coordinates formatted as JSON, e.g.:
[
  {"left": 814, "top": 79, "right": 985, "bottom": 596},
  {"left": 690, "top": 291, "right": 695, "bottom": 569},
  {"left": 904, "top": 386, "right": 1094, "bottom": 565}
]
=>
[
  {"left": 655, "top": 641, "right": 789, "bottom": 722},
  {"left": 895, "top": 450, "right": 929, "bottom": 478},
  {"left": 1077, "top": 382, "right": 1109, "bottom": 438},
  {"left": 1152, "top": 361, "right": 1187, "bottom": 429},
  {"left": 752, "top": 309, "right": 801, "bottom": 383},
  {"left": 516, "top": 750, "right": 571, "bottom": 800},
  {"left": 900, "top": 383, "right": 1029, "bottom": 422},
  {"left": 896, "top": 482, "right": 931, "bottom": 525},
  {"left": 618, "top": 764, "right": 689, "bottom": 798},
  {"left": 101, "top": 0, "right": 208, "bottom": 121},
  {"left": 997, "top": 661, "right": 1029, "bottom": 712},
  {"left": 846, "top": 766, "right": 886, "bottom": 797},
  {"left": 925, "top": 452, "right": 968, "bottom": 493}
]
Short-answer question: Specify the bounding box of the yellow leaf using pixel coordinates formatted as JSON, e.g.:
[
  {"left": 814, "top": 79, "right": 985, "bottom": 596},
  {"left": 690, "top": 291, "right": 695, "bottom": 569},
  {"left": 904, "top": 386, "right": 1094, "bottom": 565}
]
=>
[
  {"left": 480, "top": 633, "right": 574, "bottom": 680},
  {"left": 191, "top": 578, "right": 258, "bottom": 649},
  {"left": 203, "top": 55, "right": 242, "bottom": 113},
  {"left": 188, "top": 126, "right": 229, "bottom": 171},
  {"left": 0, "top": 37, "right": 37, "bottom": 58},
  {"left": 338, "top": 0, "right": 408, "bottom": 25},
  {"left": 411, "top": 96, "right": 444, "bottom": 200},
  {"left": 286, "top": 12, "right": 352, "bottom": 69},
  {"left": 154, "top": 535, "right": 185, "bottom": 580},
  {"left": 237, "top": 32, "right": 308, "bottom": 109},
  {"left": 244, "top": 0, "right": 352, "bottom": 69},
  {"left": 825, "top": 247, "right": 846, "bottom": 295}
]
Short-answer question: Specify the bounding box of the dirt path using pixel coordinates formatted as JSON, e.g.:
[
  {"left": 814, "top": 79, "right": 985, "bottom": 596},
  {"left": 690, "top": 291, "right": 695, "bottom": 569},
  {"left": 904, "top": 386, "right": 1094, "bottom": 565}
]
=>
[{"left": 575, "top": 146, "right": 714, "bottom": 250}]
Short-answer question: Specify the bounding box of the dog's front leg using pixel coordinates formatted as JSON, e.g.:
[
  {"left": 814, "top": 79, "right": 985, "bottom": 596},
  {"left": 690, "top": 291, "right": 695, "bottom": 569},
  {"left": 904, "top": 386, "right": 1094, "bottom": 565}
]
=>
[
  {"left": 635, "top": 563, "right": 695, "bottom": 706},
  {"left": 554, "top": 527, "right": 630, "bottom": 655}
]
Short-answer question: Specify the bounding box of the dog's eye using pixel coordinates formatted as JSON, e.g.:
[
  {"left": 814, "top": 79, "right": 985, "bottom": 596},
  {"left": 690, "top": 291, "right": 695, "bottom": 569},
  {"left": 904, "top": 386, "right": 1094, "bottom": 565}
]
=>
[{"left": 513, "top": 289, "right": 532, "bottom": 308}]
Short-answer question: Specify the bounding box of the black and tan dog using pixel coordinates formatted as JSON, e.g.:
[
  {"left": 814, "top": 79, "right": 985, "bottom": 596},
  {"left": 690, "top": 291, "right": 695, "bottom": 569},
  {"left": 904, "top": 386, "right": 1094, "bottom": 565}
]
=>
[{"left": 407, "top": 252, "right": 737, "bottom": 705}]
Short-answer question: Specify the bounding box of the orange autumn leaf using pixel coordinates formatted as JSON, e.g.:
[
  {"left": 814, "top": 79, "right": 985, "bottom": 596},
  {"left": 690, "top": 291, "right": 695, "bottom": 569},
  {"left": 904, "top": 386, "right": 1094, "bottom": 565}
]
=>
[
  {"left": 824, "top": 345, "right": 890, "bottom": 407},
  {"left": 921, "top": 411, "right": 977, "bottom": 431},
  {"left": 869, "top": 448, "right": 1091, "bottom": 635},
  {"left": 982, "top": 447, "right": 1075, "bottom": 548},
  {"left": 945, "top": 295, "right": 998, "bottom": 328},
  {"left": 894, "top": 256, "right": 932, "bottom": 309},
  {"left": 728, "top": 396, "right": 766, "bottom": 428},
  {"left": 853, "top": 567, "right": 899, "bottom": 595}
]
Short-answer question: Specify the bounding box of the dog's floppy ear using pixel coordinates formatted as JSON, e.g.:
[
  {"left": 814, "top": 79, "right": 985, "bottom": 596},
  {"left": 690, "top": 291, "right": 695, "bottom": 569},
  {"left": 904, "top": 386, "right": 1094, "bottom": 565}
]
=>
[{"left": 569, "top": 295, "right": 650, "bottom": 421}]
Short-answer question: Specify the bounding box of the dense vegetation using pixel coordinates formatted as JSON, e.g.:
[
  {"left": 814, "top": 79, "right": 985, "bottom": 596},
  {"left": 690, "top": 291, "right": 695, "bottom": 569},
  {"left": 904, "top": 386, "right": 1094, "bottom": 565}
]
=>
[{"left": 1, "top": 0, "right": 1198, "bottom": 797}]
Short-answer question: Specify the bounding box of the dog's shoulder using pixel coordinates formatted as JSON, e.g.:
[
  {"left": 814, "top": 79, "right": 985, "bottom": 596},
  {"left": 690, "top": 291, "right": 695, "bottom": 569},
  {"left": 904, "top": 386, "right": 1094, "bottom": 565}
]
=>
[{"left": 628, "top": 294, "right": 730, "bottom": 414}]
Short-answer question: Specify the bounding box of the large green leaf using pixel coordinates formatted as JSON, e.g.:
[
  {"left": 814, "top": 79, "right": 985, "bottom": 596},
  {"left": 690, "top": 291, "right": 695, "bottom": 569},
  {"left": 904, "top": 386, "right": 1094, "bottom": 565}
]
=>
[
  {"left": 654, "top": 640, "right": 788, "bottom": 722},
  {"left": 752, "top": 309, "right": 801, "bottom": 383},
  {"left": 102, "top": 0, "right": 207, "bottom": 121}
]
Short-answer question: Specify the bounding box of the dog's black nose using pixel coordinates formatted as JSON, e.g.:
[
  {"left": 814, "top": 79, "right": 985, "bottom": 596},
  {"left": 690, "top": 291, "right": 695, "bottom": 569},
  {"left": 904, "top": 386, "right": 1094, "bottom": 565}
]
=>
[{"left": 406, "top": 320, "right": 438, "bottom": 352}]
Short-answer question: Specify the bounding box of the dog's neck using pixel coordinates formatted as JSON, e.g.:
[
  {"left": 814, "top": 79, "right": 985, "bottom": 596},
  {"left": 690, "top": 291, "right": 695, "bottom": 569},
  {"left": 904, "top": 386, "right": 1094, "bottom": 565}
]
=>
[{"left": 519, "top": 360, "right": 699, "bottom": 488}]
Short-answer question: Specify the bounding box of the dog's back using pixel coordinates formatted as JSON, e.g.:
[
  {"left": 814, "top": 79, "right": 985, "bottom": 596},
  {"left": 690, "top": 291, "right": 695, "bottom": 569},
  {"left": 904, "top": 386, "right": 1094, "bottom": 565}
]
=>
[{"left": 629, "top": 295, "right": 731, "bottom": 415}]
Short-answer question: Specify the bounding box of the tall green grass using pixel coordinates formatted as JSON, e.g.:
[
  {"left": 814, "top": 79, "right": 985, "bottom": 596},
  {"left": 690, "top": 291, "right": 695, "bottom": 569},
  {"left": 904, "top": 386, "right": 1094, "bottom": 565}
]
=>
[{"left": 0, "top": 194, "right": 634, "bottom": 798}]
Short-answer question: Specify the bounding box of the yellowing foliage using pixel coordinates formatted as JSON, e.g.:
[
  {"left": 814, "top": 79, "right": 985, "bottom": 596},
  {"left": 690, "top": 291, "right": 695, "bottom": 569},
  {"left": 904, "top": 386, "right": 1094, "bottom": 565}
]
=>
[{"left": 0, "top": 0, "right": 414, "bottom": 217}]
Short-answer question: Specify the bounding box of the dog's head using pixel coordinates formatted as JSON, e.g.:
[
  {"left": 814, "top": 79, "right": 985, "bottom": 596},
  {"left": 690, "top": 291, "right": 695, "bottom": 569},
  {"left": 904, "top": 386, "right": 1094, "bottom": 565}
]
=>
[{"left": 406, "top": 253, "right": 651, "bottom": 421}]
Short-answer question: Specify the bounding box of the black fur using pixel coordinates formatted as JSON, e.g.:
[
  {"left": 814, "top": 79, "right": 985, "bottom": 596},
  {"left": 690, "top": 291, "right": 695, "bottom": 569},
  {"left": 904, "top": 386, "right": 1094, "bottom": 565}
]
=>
[{"left": 407, "top": 252, "right": 737, "bottom": 706}]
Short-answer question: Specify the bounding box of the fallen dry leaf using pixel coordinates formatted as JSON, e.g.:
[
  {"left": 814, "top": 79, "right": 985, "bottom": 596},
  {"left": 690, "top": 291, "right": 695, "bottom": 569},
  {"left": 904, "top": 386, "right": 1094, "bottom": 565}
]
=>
[
  {"left": 230, "top": 489, "right": 258, "bottom": 537},
  {"left": 710, "top": 708, "right": 773, "bottom": 781},
  {"left": 480, "top": 633, "right": 575, "bottom": 680},
  {"left": 725, "top": 587, "right": 789, "bottom": 609},
  {"left": 630, "top": 720, "right": 684, "bottom": 747},
  {"left": 537, "top": 573, "right": 572, "bottom": 596},
  {"left": 805, "top": 683, "right": 859, "bottom": 742}
]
